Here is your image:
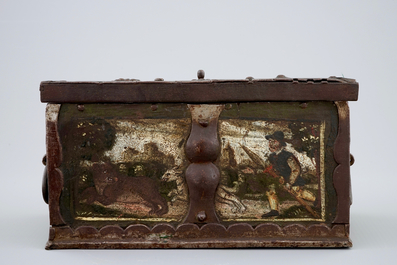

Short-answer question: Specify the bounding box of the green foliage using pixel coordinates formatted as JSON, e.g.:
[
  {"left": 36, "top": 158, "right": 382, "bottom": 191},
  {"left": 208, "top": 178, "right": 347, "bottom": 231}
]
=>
[{"left": 288, "top": 122, "right": 320, "bottom": 159}]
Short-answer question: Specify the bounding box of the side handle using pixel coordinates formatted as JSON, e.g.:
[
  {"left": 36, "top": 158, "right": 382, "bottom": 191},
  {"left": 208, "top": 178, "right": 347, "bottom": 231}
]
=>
[{"left": 42, "top": 155, "right": 48, "bottom": 204}]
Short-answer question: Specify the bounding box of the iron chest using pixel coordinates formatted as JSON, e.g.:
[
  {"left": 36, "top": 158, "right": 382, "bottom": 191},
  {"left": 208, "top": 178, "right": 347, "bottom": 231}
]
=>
[{"left": 40, "top": 71, "right": 358, "bottom": 249}]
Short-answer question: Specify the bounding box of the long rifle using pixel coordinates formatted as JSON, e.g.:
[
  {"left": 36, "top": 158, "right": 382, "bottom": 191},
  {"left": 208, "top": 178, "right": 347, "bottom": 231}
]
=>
[
  {"left": 263, "top": 167, "right": 320, "bottom": 218},
  {"left": 239, "top": 144, "right": 320, "bottom": 219}
]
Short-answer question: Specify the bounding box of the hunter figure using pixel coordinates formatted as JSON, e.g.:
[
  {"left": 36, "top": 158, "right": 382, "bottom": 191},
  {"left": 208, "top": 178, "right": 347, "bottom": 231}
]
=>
[{"left": 262, "top": 131, "right": 316, "bottom": 218}]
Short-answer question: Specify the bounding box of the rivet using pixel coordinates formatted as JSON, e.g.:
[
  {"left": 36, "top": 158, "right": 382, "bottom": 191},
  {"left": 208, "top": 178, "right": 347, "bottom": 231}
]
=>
[
  {"left": 198, "top": 119, "right": 209, "bottom": 127},
  {"left": 246, "top": 76, "right": 254, "bottom": 81},
  {"left": 276, "top": 74, "right": 287, "bottom": 78},
  {"left": 197, "top": 69, "right": 205, "bottom": 79},
  {"left": 197, "top": 211, "right": 207, "bottom": 222},
  {"left": 77, "top": 104, "right": 85, "bottom": 111},
  {"left": 299, "top": 102, "right": 308, "bottom": 109},
  {"left": 151, "top": 105, "right": 158, "bottom": 111},
  {"left": 154, "top": 78, "right": 164, "bottom": 81},
  {"left": 225, "top": 104, "right": 232, "bottom": 110}
]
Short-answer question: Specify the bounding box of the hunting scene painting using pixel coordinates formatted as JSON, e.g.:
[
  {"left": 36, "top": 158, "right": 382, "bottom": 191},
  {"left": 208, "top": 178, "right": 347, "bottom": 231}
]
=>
[
  {"left": 216, "top": 119, "right": 324, "bottom": 221},
  {"left": 70, "top": 118, "right": 192, "bottom": 222},
  {"left": 66, "top": 117, "right": 325, "bottom": 222}
]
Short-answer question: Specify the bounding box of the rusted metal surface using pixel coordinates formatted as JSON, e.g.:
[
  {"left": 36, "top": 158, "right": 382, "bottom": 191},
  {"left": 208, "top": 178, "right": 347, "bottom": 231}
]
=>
[
  {"left": 333, "top": 101, "right": 352, "bottom": 223},
  {"left": 41, "top": 72, "right": 357, "bottom": 249},
  {"left": 184, "top": 105, "right": 224, "bottom": 223},
  {"left": 46, "top": 104, "right": 65, "bottom": 226},
  {"left": 40, "top": 78, "right": 358, "bottom": 104},
  {"left": 46, "top": 223, "right": 351, "bottom": 249}
]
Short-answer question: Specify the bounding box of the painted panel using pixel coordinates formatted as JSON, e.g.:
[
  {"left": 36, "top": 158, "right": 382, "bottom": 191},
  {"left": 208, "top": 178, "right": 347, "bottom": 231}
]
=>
[
  {"left": 57, "top": 102, "right": 337, "bottom": 227},
  {"left": 216, "top": 119, "right": 325, "bottom": 221}
]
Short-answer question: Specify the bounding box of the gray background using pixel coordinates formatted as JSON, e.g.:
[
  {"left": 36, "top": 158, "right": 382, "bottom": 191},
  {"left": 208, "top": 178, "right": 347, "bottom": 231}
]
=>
[{"left": 1, "top": 0, "right": 396, "bottom": 264}]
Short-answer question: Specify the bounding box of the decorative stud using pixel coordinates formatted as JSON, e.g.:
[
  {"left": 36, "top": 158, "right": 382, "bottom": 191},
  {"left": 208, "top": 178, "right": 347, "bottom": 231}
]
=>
[
  {"left": 197, "top": 211, "right": 207, "bottom": 222},
  {"left": 225, "top": 104, "right": 232, "bottom": 110},
  {"left": 299, "top": 102, "right": 308, "bottom": 109},
  {"left": 197, "top": 70, "right": 205, "bottom": 79},
  {"left": 77, "top": 105, "right": 85, "bottom": 111}
]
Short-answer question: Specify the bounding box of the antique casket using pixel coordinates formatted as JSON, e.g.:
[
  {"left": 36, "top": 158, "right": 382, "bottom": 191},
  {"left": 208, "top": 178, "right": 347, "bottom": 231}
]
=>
[{"left": 40, "top": 71, "right": 358, "bottom": 249}]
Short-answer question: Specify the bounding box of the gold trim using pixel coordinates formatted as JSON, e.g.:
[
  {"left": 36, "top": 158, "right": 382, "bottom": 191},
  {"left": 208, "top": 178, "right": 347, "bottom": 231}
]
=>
[
  {"left": 75, "top": 217, "right": 179, "bottom": 222},
  {"left": 320, "top": 120, "right": 326, "bottom": 220},
  {"left": 221, "top": 218, "right": 323, "bottom": 222},
  {"left": 74, "top": 121, "right": 327, "bottom": 223}
]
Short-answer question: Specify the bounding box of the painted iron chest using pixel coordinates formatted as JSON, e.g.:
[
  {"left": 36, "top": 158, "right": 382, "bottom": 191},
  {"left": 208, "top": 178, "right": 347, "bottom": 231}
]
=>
[{"left": 40, "top": 71, "right": 358, "bottom": 249}]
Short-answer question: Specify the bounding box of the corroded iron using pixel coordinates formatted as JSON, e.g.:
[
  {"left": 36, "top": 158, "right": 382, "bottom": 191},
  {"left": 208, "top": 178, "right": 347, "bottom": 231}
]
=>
[
  {"left": 41, "top": 71, "right": 358, "bottom": 249},
  {"left": 184, "top": 105, "right": 224, "bottom": 223},
  {"left": 40, "top": 77, "right": 358, "bottom": 103}
]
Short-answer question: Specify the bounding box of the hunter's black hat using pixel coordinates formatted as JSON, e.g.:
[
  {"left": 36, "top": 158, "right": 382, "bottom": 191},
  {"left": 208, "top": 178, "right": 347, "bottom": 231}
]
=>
[{"left": 265, "top": 131, "right": 286, "bottom": 146}]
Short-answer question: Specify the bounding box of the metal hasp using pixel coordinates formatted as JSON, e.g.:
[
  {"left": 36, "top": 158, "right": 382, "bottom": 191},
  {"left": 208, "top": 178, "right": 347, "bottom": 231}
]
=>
[
  {"left": 40, "top": 70, "right": 358, "bottom": 249},
  {"left": 184, "top": 104, "right": 224, "bottom": 223}
]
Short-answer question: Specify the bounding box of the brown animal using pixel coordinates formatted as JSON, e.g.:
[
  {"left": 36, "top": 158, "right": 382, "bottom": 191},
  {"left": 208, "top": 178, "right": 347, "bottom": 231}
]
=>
[{"left": 81, "top": 162, "right": 168, "bottom": 216}]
